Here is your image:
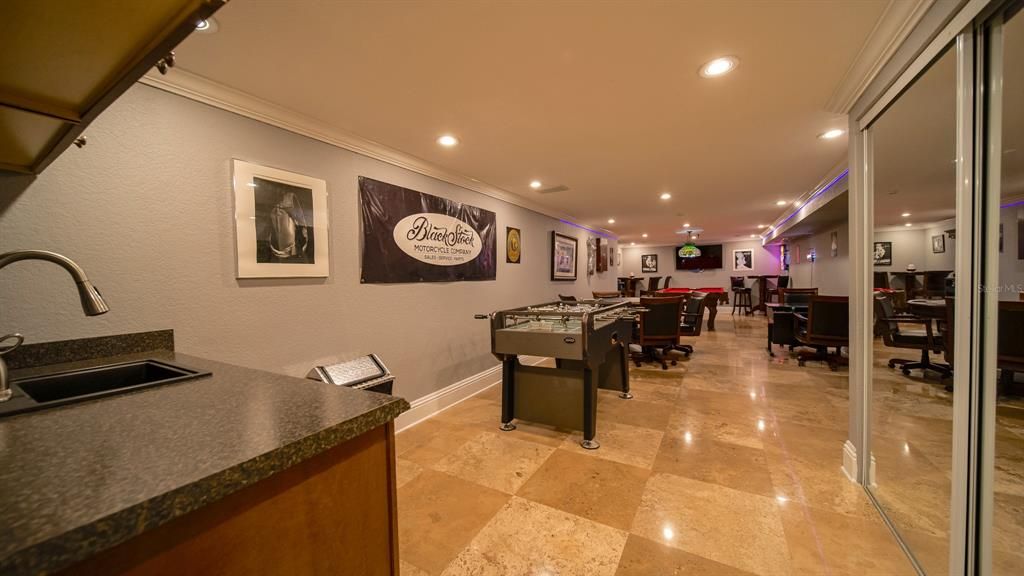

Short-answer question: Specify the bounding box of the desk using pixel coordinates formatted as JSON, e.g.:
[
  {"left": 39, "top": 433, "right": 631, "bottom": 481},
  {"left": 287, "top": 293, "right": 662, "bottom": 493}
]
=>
[
  {"left": 623, "top": 277, "right": 645, "bottom": 296},
  {"left": 766, "top": 302, "right": 807, "bottom": 356},
  {"left": 657, "top": 287, "right": 726, "bottom": 331},
  {"left": 747, "top": 275, "right": 779, "bottom": 315}
]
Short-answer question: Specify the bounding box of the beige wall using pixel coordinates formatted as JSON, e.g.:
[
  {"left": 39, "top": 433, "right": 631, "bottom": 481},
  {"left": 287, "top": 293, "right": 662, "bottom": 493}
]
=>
[
  {"left": 998, "top": 206, "right": 1024, "bottom": 301},
  {"left": 0, "top": 85, "right": 617, "bottom": 401},
  {"left": 618, "top": 240, "right": 782, "bottom": 299},
  {"left": 789, "top": 221, "right": 850, "bottom": 296}
]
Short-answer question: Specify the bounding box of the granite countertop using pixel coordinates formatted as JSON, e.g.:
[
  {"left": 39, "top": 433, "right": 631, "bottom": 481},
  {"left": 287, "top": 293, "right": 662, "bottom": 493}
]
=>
[{"left": 0, "top": 349, "right": 409, "bottom": 576}]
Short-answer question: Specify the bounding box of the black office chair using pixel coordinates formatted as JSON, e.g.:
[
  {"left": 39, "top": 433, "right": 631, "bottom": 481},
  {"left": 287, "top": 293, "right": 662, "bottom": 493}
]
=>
[
  {"left": 795, "top": 296, "right": 849, "bottom": 371},
  {"left": 629, "top": 297, "right": 684, "bottom": 370},
  {"left": 874, "top": 295, "right": 950, "bottom": 378},
  {"left": 675, "top": 294, "right": 706, "bottom": 356},
  {"left": 923, "top": 271, "right": 951, "bottom": 299},
  {"left": 558, "top": 294, "right": 577, "bottom": 302},
  {"left": 731, "top": 276, "right": 752, "bottom": 316}
]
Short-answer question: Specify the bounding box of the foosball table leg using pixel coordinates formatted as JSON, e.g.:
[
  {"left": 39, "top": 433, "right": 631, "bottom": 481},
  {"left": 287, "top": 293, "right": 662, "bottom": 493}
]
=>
[
  {"left": 581, "top": 367, "right": 600, "bottom": 449},
  {"left": 617, "top": 342, "right": 633, "bottom": 399},
  {"left": 500, "top": 357, "right": 517, "bottom": 432}
]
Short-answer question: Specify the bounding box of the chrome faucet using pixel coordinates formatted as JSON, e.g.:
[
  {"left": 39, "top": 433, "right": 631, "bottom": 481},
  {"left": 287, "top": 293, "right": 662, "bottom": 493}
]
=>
[{"left": 0, "top": 250, "right": 110, "bottom": 402}]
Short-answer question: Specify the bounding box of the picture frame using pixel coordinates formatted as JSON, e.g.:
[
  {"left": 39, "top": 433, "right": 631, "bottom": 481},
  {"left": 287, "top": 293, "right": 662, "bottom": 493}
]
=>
[
  {"left": 597, "top": 238, "right": 608, "bottom": 272},
  {"left": 931, "top": 234, "right": 946, "bottom": 254},
  {"left": 830, "top": 230, "right": 839, "bottom": 257},
  {"left": 873, "top": 241, "right": 893, "bottom": 266},
  {"left": 232, "top": 159, "right": 329, "bottom": 278},
  {"left": 641, "top": 254, "right": 658, "bottom": 273},
  {"left": 732, "top": 249, "right": 753, "bottom": 272},
  {"left": 551, "top": 232, "right": 578, "bottom": 281},
  {"left": 506, "top": 226, "right": 521, "bottom": 264}
]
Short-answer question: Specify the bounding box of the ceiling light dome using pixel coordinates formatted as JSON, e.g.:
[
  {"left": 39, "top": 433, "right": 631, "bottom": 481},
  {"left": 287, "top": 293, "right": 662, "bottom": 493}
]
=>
[
  {"left": 699, "top": 56, "right": 739, "bottom": 78},
  {"left": 818, "top": 129, "right": 845, "bottom": 140},
  {"left": 437, "top": 134, "right": 458, "bottom": 147},
  {"left": 530, "top": 180, "right": 542, "bottom": 189}
]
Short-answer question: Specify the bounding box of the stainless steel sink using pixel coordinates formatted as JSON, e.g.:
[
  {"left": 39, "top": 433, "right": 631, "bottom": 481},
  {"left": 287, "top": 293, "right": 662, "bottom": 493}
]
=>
[{"left": 1, "top": 360, "right": 210, "bottom": 418}]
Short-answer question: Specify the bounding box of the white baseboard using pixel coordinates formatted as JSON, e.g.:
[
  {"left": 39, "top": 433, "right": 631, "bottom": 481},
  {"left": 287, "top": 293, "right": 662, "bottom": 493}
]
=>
[
  {"left": 842, "top": 440, "right": 859, "bottom": 483},
  {"left": 395, "top": 356, "right": 546, "bottom": 433}
]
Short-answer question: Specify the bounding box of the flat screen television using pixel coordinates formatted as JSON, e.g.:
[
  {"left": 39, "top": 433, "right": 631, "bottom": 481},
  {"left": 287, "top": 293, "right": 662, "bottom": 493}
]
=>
[{"left": 675, "top": 244, "right": 723, "bottom": 270}]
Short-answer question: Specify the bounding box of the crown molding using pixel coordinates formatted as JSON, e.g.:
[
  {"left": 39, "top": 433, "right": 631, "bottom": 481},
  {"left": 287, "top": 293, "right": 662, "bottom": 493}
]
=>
[
  {"left": 825, "top": 0, "right": 934, "bottom": 114},
  {"left": 138, "top": 69, "right": 570, "bottom": 222}
]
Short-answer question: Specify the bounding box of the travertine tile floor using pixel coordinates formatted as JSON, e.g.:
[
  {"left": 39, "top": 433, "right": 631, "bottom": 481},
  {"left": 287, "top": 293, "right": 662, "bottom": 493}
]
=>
[{"left": 395, "top": 314, "right": 917, "bottom": 575}]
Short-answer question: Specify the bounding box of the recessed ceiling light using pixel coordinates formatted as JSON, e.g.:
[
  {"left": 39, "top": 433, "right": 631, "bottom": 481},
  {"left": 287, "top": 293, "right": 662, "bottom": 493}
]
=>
[
  {"left": 749, "top": 234, "right": 757, "bottom": 238},
  {"left": 660, "top": 192, "right": 672, "bottom": 200},
  {"left": 530, "top": 180, "right": 542, "bottom": 189},
  {"left": 642, "top": 233, "right": 648, "bottom": 238},
  {"left": 776, "top": 200, "right": 787, "bottom": 206},
  {"left": 195, "top": 17, "right": 218, "bottom": 33},
  {"left": 608, "top": 218, "right": 616, "bottom": 224},
  {"left": 818, "top": 129, "right": 845, "bottom": 140},
  {"left": 905, "top": 222, "right": 913, "bottom": 227},
  {"left": 683, "top": 222, "right": 691, "bottom": 227},
  {"left": 757, "top": 224, "right": 766, "bottom": 229},
  {"left": 437, "top": 134, "right": 458, "bottom": 147},
  {"left": 699, "top": 56, "right": 739, "bottom": 78},
  {"left": 901, "top": 212, "right": 911, "bottom": 217},
  {"left": 630, "top": 242, "right": 636, "bottom": 246}
]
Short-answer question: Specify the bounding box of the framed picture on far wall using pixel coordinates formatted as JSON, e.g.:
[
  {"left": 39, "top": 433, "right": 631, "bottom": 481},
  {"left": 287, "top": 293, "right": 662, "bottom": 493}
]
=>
[
  {"left": 506, "top": 227, "right": 521, "bottom": 263},
  {"left": 873, "top": 241, "right": 893, "bottom": 266},
  {"left": 642, "top": 254, "right": 658, "bottom": 273},
  {"left": 733, "top": 249, "right": 753, "bottom": 272},
  {"left": 931, "top": 234, "right": 946, "bottom": 254},
  {"left": 551, "top": 232, "right": 578, "bottom": 281},
  {"left": 232, "top": 159, "right": 329, "bottom": 278}
]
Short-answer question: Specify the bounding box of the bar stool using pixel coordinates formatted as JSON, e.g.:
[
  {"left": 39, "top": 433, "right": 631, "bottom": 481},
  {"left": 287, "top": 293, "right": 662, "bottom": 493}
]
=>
[
  {"left": 731, "top": 276, "right": 752, "bottom": 316},
  {"left": 766, "top": 275, "right": 790, "bottom": 303},
  {"left": 663, "top": 276, "right": 672, "bottom": 288},
  {"left": 647, "top": 276, "right": 663, "bottom": 291}
]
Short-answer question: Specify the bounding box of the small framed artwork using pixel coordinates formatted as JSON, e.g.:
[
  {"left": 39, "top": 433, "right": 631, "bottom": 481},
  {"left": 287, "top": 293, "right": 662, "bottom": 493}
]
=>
[
  {"left": 552, "top": 232, "right": 578, "bottom": 281},
  {"left": 830, "top": 230, "right": 839, "bottom": 257},
  {"left": 873, "top": 241, "right": 893, "bottom": 266},
  {"left": 641, "top": 254, "right": 658, "bottom": 273},
  {"left": 233, "top": 159, "right": 329, "bottom": 278},
  {"left": 506, "top": 227, "right": 521, "bottom": 263},
  {"left": 598, "top": 239, "right": 609, "bottom": 272},
  {"left": 931, "top": 234, "right": 946, "bottom": 254},
  {"left": 733, "top": 249, "right": 753, "bottom": 272}
]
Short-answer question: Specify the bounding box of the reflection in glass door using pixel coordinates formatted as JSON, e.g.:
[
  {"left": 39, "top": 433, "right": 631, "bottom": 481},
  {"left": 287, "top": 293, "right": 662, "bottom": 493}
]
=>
[
  {"left": 984, "top": 3, "right": 1024, "bottom": 574},
  {"left": 868, "top": 45, "right": 958, "bottom": 575}
]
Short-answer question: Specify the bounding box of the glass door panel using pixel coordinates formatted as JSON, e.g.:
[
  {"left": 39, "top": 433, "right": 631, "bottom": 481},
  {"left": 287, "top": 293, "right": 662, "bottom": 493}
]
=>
[{"left": 869, "top": 44, "right": 957, "bottom": 575}]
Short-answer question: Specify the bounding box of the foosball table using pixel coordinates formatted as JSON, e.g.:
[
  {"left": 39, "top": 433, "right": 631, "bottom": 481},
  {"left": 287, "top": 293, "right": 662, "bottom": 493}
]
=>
[{"left": 474, "top": 300, "right": 637, "bottom": 449}]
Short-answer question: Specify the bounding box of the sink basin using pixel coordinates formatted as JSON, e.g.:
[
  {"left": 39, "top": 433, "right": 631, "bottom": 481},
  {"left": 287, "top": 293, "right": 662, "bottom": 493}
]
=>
[{"left": 2, "top": 359, "right": 210, "bottom": 417}]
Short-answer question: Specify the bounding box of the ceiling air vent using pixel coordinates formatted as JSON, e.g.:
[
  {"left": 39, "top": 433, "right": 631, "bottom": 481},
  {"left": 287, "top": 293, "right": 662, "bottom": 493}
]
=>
[{"left": 537, "top": 185, "right": 570, "bottom": 194}]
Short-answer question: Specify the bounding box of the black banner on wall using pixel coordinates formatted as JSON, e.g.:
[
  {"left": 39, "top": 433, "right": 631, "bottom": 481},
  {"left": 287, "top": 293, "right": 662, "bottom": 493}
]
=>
[{"left": 359, "top": 177, "right": 497, "bottom": 283}]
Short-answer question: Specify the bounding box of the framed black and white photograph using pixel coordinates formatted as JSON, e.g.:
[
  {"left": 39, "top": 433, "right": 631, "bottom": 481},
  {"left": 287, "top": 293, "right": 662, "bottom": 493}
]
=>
[
  {"left": 506, "top": 227, "right": 521, "bottom": 264},
  {"left": 931, "top": 234, "right": 945, "bottom": 254},
  {"left": 732, "top": 249, "right": 753, "bottom": 272},
  {"left": 641, "top": 254, "right": 658, "bottom": 273},
  {"left": 873, "top": 241, "right": 893, "bottom": 266},
  {"left": 552, "top": 232, "right": 578, "bottom": 281},
  {"left": 233, "top": 159, "right": 329, "bottom": 278}
]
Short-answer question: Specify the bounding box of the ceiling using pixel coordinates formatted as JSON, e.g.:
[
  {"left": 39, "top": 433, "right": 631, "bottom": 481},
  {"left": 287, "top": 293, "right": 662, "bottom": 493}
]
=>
[
  {"left": 873, "top": 13, "right": 1024, "bottom": 231},
  {"left": 172, "top": 0, "right": 894, "bottom": 244}
]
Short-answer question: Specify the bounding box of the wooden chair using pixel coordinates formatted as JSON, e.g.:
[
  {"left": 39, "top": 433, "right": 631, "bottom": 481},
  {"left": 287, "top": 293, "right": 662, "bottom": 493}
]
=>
[
  {"left": 730, "top": 276, "right": 752, "bottom": 316},
  {"left": 874, "top": 295, "right": 949, "bottom": 378},
  {"left": 674, "top": 294, "right": 706, "bottom": 356},
  {"left": 629, "top": 297, "right": 684, "bottom": 370},
  {"left": 795, "top": 296, "right": 849, "bottom": 371},
  {"left": 923, "top": 271, "right": 951, "bottom": 299},
  {"left": 780, "top": 287, "right": 818, "bottom": 307},
  {"left": 998, "top": 302, "right": 1024, "bottom": 388},
  {"left": 663, "top": 276, "right": 672, "bottom": 288},
  {"left": 558, "top": 294, "right": 577, "bottom": 302},
  {"left": 647, "top": 276, "right": 663, "bottom": 291},
  {"left": 592, "top": 291, "right": 621, "bottom": 299},
  {"left": 874, "top": 271, "right": 891, "bottom": 289}
]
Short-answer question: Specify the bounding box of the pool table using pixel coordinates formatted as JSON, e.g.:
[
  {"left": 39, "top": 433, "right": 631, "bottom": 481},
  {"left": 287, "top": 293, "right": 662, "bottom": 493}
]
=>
[{"left": 656, "top": 287, "right": 727, "bottom": 331}]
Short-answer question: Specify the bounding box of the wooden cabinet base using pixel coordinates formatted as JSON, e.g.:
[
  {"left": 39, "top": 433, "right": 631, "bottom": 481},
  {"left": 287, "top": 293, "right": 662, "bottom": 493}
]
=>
[{"left": 64, "top": 422, "right": 400, "bottom": 575}]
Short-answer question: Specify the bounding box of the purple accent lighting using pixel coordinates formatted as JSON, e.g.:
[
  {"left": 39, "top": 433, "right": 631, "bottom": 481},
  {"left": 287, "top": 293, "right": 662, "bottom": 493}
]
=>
[
  {"left": 559, "top": 219, "right": 618, "bottom": 240},
  {"left": 764, "top": 169, "right": 849, "bottom": 239}
]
